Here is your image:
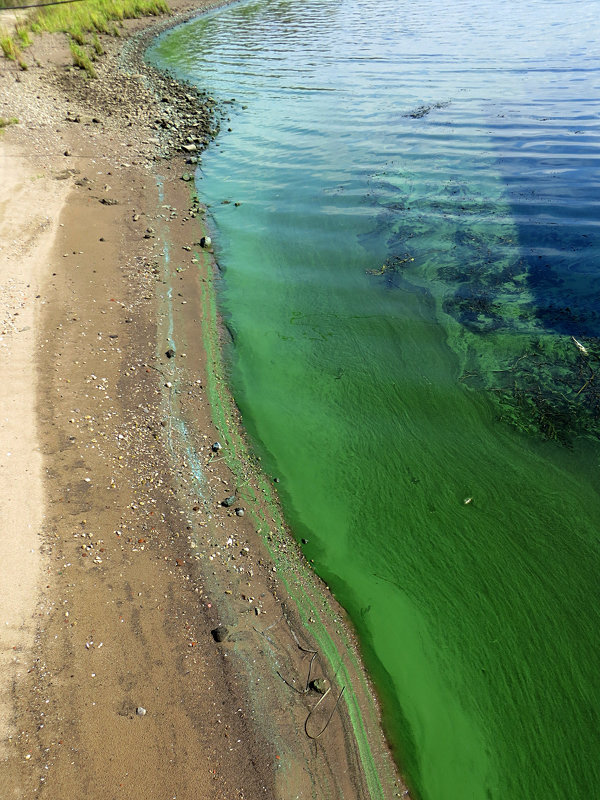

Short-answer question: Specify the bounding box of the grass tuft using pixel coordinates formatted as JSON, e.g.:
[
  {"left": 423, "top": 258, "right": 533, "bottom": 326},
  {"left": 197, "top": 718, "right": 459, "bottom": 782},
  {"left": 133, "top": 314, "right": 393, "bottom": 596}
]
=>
[
  {"left": 1, "top": 30, "right": 18, "bottom": 60},
  {"left": 0, "top": 116, "right": 20, "bottom": 137},
  {"left": 92, "top": 33, "right": 104, "bottom": 56},
  {"left": 0, "top": 29, "right": 27, "bottom": 69},
  {"left": 69, "top": 39, "right": 97, "bottom": 78},
  {"left": 15, "top": 24, "right": 32, "bottom": 48}
]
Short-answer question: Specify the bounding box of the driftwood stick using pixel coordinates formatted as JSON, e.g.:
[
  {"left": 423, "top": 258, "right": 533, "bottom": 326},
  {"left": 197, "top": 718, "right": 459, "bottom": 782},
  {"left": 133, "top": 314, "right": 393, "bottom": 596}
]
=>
[{"left": 304, "top": 686, "right": 346, "bottom": 740}]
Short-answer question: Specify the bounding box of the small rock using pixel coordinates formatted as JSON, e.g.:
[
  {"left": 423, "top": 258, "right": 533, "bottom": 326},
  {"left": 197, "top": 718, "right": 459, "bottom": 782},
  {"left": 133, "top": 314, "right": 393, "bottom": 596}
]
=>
[
  {"left": 181, "top": 143, "right": 197, "bottom": 152},
  {"left": 200, "top": 236, "right": 211, "bottom": 248},
  {"left": 64, "top": 149, "right": 71, "bottom": 157},
  {"left": 310, "top": 678, "right": 330, "bottom": 695},
  {"left": 211, "top": 625, "right": 230, "bottom": 643},
  {"left": 136, "top": 707, "right": 147, "bottom": 716},
  {"left": 181, "top": 173, "right": 193, "bottom": 182},
  {"left": 165, "top": 348, "right": 176, "bottom": 359},
  {"left": 211, "top": 442, "right": 222, "bottom": 452},
  {"left": 301, "top": 538, "right": 309, "bottom": 544},
  {"left": 100, "top": 198, "right": 119, "bottom": 206},
  {"left": 222, "top": 495, "right": 236, "bottom": 508},
  {"left": 235, "top": 508, "right": 244, "bottom": 517}
]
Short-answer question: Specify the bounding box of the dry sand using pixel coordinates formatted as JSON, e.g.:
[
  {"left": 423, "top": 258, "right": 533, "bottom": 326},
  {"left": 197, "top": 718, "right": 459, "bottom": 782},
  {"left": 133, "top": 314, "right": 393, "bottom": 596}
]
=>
[
  {"left": 0, "top": 144, "right": 68, "bottom": 757},
  {"left": 0, "top": 3, "right": 408, "bottom": 799}
]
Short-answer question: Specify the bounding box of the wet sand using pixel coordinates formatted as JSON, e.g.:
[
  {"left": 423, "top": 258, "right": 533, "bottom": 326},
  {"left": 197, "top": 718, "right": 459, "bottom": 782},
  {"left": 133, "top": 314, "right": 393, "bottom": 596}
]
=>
[{"left": 0, "top": 3, "right": 406, "bottom": 798}]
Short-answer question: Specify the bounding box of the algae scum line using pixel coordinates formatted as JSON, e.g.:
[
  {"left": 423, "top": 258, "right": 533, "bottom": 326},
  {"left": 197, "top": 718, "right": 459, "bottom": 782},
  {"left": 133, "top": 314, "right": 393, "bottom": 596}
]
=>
[{"left": 148, "top": 0, "right": 600, "bottom": 798}]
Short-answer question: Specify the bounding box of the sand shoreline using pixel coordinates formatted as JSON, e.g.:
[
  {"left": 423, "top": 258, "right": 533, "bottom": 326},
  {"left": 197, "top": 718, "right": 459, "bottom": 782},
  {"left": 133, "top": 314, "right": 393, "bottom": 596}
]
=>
[{"left": 0, "top": 3, "right": 406, "bottom": 798}]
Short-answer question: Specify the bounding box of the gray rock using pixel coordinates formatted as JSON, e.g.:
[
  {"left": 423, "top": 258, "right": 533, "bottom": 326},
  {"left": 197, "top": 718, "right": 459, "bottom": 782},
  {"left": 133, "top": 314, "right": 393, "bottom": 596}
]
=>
[
  {"left": 222, "top": 495, "right": 236, "bottom": 508},
  {"left": 310, "top": 678, "right": 330, "bottom": 695},
  {"left": 136, "top": 706, "right": 147, "bottom": 716},
  {"left": 211, "top": 625, "right": 230, "bottom": 642}
]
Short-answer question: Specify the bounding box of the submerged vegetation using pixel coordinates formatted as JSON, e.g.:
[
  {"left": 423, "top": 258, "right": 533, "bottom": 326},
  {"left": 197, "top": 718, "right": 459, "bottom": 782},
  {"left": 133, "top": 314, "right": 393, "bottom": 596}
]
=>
[
  {"left": 363, "top": 181, "right": 600, "bottom": 446},
  {"left": 0, "top": 0, "right": 169, "bottom": 73},
  {"left": 369, "top": 240, "right": 600, "bottom": 444}
]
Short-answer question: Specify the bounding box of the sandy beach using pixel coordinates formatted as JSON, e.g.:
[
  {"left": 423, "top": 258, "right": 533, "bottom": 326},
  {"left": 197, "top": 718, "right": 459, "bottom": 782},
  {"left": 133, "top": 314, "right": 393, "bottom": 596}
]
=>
[{"left": 0, "top": 3, "right": 406, "bottom": 798}]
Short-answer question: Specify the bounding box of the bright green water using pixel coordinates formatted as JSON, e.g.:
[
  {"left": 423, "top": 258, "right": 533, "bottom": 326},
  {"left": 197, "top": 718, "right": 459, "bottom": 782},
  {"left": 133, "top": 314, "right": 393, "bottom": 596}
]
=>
[{"left": 148, "top": 1, "right": 600, "bottom": 798}]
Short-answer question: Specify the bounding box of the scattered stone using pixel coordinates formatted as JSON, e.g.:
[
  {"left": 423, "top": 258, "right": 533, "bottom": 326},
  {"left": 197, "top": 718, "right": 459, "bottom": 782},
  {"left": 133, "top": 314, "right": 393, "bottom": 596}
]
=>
[
  {"left": 100, "top": 198, "right": 119, "bottom": 206},
  {"left": 181, "top": 143, "right": 197, "bottom": 152},
  {"left": 165, "top": 348, "right": 176, "bottom": 359},
  {"left": 199, "top": 236, "right": 211, "bottom": 248},
  {"left": 136, "top": 706, "right": 147, "bottom": 716},
  {"left": 235, "top": 508, "right": 245, "bottom": 517},
  {"left": 211, "top": 625, "right": 230, "bottom": 643},
  {"left": 222, "top": 495, "right": 236, "bottom": 508},
  {"left": 211, "top": 442, "right": 222, "bottom": 452},
  {"left": 181, "top": 172, "right": 193, "bottom": 182},
  {"left": 302, "top": 538, "right": 309, "bottom": 544}
]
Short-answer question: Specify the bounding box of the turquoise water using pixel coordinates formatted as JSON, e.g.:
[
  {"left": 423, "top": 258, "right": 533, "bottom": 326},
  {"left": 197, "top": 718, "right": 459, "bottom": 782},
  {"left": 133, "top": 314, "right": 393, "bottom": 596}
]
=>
[{"left": 148, "top": 1, "right": 600, "bottom": 798}]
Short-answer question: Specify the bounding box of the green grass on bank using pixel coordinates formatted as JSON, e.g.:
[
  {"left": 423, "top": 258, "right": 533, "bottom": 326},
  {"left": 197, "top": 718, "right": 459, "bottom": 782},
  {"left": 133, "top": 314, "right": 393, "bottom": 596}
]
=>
[
  {"left": 1, "top": 0, "right": 170, "bottom": 74},
  {"left": 0, "top": 116, "right": 19, "bottom": 128},
  {"left": 30, "top": 0, "right": 170, "bottom": 39}
]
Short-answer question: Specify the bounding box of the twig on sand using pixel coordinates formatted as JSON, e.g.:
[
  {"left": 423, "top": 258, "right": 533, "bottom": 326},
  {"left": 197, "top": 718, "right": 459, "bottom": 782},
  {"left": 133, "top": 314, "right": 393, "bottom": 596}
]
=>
[
  {"left": 276, "top": 651, "right": 318, "bottom": 695},
  {"left": 290, "top": 627, "right": 318, "bottom": 655},
  {"left": 304, "top": 686, "right": 345, "bottom": 740}
]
